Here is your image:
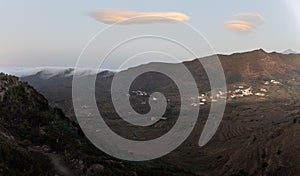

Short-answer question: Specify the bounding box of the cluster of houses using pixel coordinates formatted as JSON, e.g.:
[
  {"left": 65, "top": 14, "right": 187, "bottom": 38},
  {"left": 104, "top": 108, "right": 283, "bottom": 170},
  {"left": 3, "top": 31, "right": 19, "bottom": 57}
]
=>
[
  {"left": 224, "top": 79, "right": 282, "bottom": 100},
  {"left": 229, "top": 86, "right": 268, "bottom": 98},
  {"left": 131, "top": 90, "right": 148, "bottom": 96},
  {"left": 190, "top": 93, "right": 208, "bottom": 107},
  {"left": 189, "top": 86, "right": 261, "bottom": 106},
  {"left": 189, "top": 79, "right": 284, "bottom": 106},
  {"left": 131, "top": 79, "right": 282, "bottom": 108},
  {"left": 265, "top": 80, "right": 281, "bottom": 85}
]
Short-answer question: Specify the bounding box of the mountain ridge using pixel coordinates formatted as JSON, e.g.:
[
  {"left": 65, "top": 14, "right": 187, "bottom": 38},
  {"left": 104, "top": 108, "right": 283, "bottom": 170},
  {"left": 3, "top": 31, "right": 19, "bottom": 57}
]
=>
[{"left": 2, "top": 49, "right": 300, "bottom": 80}]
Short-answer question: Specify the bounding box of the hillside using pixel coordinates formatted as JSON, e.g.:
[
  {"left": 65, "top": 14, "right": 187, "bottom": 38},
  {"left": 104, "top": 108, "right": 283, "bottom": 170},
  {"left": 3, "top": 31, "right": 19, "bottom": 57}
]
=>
[{"left": 0, "top": 73, "right": 195, "bottom": 176}]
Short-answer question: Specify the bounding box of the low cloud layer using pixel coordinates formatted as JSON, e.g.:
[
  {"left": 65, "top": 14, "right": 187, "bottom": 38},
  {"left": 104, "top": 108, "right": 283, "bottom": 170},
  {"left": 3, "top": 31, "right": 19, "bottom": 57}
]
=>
[
  {"left": 225, "top": 12, "right": 264, "bottom": 32},
  {"left": 88, "top": 9, "right": 190, "bottom": 24}
]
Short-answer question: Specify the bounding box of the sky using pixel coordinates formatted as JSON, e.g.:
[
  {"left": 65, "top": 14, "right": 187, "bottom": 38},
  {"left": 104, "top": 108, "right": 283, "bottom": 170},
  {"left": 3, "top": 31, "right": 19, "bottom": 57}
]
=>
[{"left": 0, "top": 0, "right": 300, "bottom": 69}]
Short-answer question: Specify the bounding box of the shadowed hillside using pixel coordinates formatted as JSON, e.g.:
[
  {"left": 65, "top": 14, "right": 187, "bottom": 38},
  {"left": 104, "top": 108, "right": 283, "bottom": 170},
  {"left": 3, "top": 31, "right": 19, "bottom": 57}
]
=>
[{"left": 0, "top": 73, "right": 196, "bottom": 176}]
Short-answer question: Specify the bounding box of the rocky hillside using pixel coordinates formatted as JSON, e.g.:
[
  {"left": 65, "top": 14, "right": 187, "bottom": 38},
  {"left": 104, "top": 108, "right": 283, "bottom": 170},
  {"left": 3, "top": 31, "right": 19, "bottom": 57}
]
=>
[{"left": 0, "top": 73, "right": 195, "bottom": 176}]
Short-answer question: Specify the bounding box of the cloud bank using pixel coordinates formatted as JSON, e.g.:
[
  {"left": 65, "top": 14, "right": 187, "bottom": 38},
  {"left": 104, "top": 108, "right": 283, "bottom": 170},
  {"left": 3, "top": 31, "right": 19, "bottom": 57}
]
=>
[
  {"left": 88, "top": 9, "right": 190, "bottom": 24},
  {"left": 225, "top": 12, "right": 264, "bottom": 32}
]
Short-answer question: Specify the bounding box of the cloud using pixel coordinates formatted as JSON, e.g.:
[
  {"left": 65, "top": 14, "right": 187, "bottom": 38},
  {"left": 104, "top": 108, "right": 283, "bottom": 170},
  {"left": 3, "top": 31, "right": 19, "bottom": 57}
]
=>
[
  {"left": 225, "top": 12, "right": 264, "bottom": 32},
  {"left": 225, "top": 20, "right": 255, "bottom": 31},
  {"left": 88, "top": 9, "right": 190, "bottom": 24}
]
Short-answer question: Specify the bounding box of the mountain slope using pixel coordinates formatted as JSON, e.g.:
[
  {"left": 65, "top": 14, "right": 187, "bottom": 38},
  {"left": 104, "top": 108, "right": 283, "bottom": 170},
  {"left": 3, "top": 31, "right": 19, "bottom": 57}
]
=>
[
  {"left": 0, "top": 73, "right": 196, "bottom": 176},
  {"left": 21, "top": 49, "right": 300, "bottom": 119}
]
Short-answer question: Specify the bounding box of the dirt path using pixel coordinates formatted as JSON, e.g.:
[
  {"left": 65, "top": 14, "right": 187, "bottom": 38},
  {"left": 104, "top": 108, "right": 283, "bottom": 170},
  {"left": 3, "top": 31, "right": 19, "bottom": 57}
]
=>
[{"left": 27, "top": 146, "right": 76, "bottom": 176}]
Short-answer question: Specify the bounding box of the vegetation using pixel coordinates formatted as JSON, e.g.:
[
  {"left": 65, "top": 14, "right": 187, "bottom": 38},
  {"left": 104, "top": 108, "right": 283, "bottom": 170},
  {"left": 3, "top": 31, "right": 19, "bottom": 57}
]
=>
[
  {"left": 0, "top": 73, "right": 195, "bottom": 176},
  {"left": 231, "top": 170, "right": 251, "bottom": 176}
]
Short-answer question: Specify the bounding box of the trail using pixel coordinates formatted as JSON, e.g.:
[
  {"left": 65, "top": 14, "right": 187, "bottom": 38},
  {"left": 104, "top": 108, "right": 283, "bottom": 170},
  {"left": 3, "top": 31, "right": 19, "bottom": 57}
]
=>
[{"left": 27, "top": 146, "right": 76, "bottom": 176}]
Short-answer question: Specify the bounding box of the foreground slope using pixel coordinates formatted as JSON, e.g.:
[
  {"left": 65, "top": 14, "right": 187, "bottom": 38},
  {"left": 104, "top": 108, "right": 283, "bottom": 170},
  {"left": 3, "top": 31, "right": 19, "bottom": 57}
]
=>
[{"left": 0, "top": 73, "right": 195, "bottom": 176}]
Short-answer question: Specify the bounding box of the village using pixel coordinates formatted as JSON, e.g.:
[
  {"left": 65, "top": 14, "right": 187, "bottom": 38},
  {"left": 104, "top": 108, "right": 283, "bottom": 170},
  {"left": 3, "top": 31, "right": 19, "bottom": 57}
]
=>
[
  {"left": 189, "top": 79, "right": 282, "bottom": 107},
  {"left": 127, "top": 79, "right": 283, "bottom": 108}
]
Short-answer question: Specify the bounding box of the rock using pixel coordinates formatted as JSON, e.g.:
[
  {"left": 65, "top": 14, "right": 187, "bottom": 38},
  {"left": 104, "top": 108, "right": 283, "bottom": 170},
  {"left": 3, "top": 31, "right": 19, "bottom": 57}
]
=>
[
  {"left": 130, "top": 171, "right": 138, "bottom": 176},
  {"left": 104, "top": 159, "right": 115, "bottom": 166},
  {"left": 87, "top": 164, "right": 105, "bottom": 176},
  {"left": 119, "top": 162, "right": 125, "bottom": 168}
]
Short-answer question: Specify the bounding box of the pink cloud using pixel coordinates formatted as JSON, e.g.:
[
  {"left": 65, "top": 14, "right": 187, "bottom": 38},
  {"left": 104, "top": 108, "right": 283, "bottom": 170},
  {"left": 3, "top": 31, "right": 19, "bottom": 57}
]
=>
[{"left": 88, "top": 9, "right": 190, "bottom": 24}]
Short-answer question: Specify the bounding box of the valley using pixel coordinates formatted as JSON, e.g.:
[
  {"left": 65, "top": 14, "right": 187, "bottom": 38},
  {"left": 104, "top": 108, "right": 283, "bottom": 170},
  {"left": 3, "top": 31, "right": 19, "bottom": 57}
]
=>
[{"left": 18, "top": 49, "right": 300, "bottom": 175}]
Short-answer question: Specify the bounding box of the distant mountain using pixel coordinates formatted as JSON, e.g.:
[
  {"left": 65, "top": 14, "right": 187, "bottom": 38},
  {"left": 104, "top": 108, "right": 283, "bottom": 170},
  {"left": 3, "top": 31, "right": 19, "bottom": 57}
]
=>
[
  {"left": 20, "top": 49, "right": 300, "bottom": 121},
  {"left": 3, "top": 49, "right": 297, "bottom": 81},
  {"left": 21, "top": 49, "right": 300, "bottom": 110},
  {"left": 282, "top": 49, "right": 298, "bottom": 55}
]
